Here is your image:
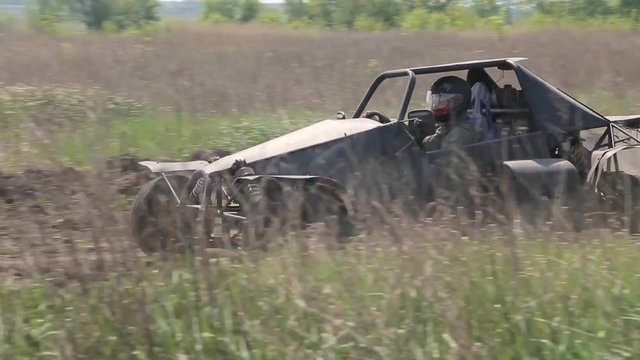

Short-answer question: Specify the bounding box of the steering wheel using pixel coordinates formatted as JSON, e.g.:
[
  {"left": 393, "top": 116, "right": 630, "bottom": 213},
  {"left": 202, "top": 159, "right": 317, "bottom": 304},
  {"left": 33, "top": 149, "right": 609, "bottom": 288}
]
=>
[{"left": 362, "top": 110, "right": 391, "bottom": 124}]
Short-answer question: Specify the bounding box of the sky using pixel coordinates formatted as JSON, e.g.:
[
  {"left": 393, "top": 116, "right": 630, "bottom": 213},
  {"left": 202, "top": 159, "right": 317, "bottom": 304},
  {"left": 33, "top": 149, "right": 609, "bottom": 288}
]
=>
[{"left": 161, "top": 0, "right": 284, "bottom": 3}]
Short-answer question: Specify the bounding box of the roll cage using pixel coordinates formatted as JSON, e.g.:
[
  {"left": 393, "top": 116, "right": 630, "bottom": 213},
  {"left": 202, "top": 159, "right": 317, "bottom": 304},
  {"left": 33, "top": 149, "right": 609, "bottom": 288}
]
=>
[{"left": 352, "top": 57, "right": 616, "bottom": 138}]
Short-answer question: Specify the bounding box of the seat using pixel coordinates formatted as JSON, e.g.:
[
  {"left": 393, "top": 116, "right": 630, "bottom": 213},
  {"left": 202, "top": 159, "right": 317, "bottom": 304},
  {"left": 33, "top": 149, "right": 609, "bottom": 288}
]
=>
[{"left": 467, "top": 82, "right": 498, "bottom": 141}]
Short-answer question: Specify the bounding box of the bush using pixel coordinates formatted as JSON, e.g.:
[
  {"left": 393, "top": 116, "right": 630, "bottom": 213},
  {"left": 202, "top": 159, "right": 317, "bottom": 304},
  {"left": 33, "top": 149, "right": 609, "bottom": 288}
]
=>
[
  {"left": 257, "top": 9, "right": 284, "bottom": 25},
  {"left": 70, "top": 0, "right": 160, "bottom": 31},
  {"left": 353, "top": 14, "right": 387, "bottom": 31},
  {"left": 202, "top": 12, "right": 233, "bottom": 24},
  {"left": 202, "top": 0, "right": 240, "bottom": 21},
  {"left": 26, "top": 0, "right": 66, "bottom": 33},
  {"left": 485, "top": 7, "right": 508, "bottom": 37},
  {"left": 401, "top": 8, "right": 431, "bottom": 30},
  {"left": 400, "top": 8, "right": 456, "bottom": 31},
  {"left": 517, "top": 11, "right": 636, "bottom": 30},
  {"left": 446, "top": 4, "right": 481, "bottom": 30},
  {"left": 288, "top": 17, "right": 314, "bottom": 29}
]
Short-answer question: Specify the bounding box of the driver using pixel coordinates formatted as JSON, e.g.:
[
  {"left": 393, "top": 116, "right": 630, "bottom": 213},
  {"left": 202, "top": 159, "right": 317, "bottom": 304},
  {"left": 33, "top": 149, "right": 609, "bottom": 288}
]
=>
[{"left": 422, "top": 76, "right": 485, "bottom": 151}]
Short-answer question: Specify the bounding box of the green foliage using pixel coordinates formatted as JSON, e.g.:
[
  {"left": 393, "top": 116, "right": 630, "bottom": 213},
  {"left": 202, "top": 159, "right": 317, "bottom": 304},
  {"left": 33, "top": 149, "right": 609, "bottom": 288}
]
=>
[
  {"left": 71, "top": 0, "right": 111, "bottom": 30},
  {"left": 333, "top": 0, "right": 362, "bottom": 28},
  {"left": 401, "top": 7, "right": 430, "bottom": 29},
  {"left": 202, "top": 0, "right": 239, "bottom": 21},
  {"left": 287, "top": 16, "right": 314, "bottom": 28},
  {"left": 445, "top": 4, "right": 480, "bottom": 29},
  {"left": 110, "top": 0, "right": 160, "bottom": 31},
  {"left": 275, "top": 0, "right": 640, "bottom": 32},
  {"left": 26, "top": 0, "right": 66, "bottom": 33},
  {"left": 3, "top": 234, "right": 640, "bottom": 358},
  {"left": 239, "top": 0, "right": 259, "bottom": 22},
  {"left": 353, "top": 13, "right": 387, "bottom": 30},
  {"left": 202, "top": 0, "right": 260, "bottom": 23},
  {"left": 419, "top": 0, "right": 455, "bottom": 12},
  {"left": 22, "top": 0, "right": 640, "bottom": 33},
  {"left": 620, "top": 0, "right": 640, "bottom": 28},
  {"left": 26, "top": 0, "right": 160, "bottom": 32},
  {"left": 284, "top": 0, "right": 308, "bottom": 21},
  {"left": 362, "top": 0, "right": 403, "bottom": 28},
  {"left": 257, "top": 9, "right": 284, "bottom": 25},
  {"left": 473, "top": 0, "right": 499, "bottom": 18},
  {"left": 401, "top": 3, "right": 506, "bottom": 33},
  {"left": 308, "top": 0, "right": 334, "bottom": 27},
  {"left": 486, "top": 6, "right": 508, "bottom": 37},
  {"left": 519, "top": 10, "right": 638, "bottom": 29}
]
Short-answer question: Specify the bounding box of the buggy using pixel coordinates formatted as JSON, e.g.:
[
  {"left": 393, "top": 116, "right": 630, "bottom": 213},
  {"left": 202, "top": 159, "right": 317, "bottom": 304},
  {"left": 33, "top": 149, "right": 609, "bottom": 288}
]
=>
[{"left": 131, "top": 58, "right": 640, "bottom": 254}]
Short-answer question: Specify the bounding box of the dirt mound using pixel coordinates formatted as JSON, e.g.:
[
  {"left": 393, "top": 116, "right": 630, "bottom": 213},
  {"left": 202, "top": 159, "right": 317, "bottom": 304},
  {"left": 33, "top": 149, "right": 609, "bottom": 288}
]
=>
[{"left": 0, "top": 167, "right": 85, "bottom": 209}]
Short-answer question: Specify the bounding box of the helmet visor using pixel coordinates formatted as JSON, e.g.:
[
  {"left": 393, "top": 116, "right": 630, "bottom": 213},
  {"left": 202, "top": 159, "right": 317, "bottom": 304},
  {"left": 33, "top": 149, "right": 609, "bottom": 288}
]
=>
[{"left": 426, "top": 92, "right": 463, "bottom": 116}]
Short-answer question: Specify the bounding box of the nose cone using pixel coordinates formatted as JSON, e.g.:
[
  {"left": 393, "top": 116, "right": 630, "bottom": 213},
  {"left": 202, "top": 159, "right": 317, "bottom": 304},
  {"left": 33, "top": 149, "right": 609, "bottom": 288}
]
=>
[{"left": 203, "top": 118, "right": 383, "bottom": 175}]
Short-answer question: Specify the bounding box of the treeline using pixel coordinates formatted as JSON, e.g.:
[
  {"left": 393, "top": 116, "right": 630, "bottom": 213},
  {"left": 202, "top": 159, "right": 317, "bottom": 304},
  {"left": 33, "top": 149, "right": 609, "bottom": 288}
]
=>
[
  {"left": 203, "top": 0, "right": 640, "bottom": 30},
  {"left": 24, "top": 0, "right": 159, "bottom": 32},
  {"left": 17, "top": 0, "right": 640, "bottom": 33}
]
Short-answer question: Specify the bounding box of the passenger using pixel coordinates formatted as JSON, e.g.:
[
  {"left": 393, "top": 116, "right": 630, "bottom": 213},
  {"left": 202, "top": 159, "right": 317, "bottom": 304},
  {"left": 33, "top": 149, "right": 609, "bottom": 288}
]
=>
[{"left": 422, "top": 76, "right": 490, "bottom": 151}]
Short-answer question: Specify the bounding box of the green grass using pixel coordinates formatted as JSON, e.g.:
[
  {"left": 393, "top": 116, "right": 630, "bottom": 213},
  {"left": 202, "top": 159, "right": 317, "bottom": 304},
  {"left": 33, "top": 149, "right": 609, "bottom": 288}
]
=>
[
  {"left": 1, "top": 233, "right": 640, "bottom": 359},
  {"left": 2, "top": 86, "right": 638, "bottom": 170},
  {"left": 45, "top": 110, "right": 322, "bottom": 167},
  {"left": 0, "top": 85, "right": 326, "bottom": 169}
]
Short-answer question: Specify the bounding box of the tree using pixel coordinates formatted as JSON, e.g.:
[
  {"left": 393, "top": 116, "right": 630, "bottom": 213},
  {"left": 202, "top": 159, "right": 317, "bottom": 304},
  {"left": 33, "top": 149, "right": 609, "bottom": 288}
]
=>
[
  {"left": 418, "top": 0, "right": 455, "bottom": 12},
  {"left": 364, "top": 0, "right": 403, "bottom": 28},
  {"left": 308, "top": 0, "right": 335, "bottom": 27},
  {"left": 202, "top": 0, "right": 240, "bottom": 20},
  {"left": 473, "top": 0, "right": 500, "bottom": 17},
  {"left": 283, "top": 0, "right": 308, "bottom": 21},
  {"left": 621, "top": 0, "right": 640, "bottom": 28},
  {"left": 26, "top": 0, "right": 68, "bottom": 32},
  {"left": 239, "top": 0, "right": 260, "bottom": 22},
  {"left": 67, "top": 0, "right": 159, "bottom": 30},
  {"left": 333, "top": 0, "right": 362, "bottom": 28}
]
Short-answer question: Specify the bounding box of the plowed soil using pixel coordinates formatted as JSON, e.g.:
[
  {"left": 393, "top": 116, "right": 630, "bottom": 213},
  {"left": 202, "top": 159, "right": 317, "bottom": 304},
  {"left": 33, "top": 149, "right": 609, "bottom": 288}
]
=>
[{"left": 0, "top": 150, "right": 228, "bottom": 286}]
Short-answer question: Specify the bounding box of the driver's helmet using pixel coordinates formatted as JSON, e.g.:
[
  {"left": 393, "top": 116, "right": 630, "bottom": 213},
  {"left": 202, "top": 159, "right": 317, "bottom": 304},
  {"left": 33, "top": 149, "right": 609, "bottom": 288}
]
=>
[{"left": 426, "top": 76, "right": 472, "bottom": 121}]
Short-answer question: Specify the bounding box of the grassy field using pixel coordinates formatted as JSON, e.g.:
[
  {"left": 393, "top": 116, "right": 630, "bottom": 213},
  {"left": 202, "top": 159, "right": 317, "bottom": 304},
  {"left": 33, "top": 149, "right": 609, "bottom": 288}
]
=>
[
  {"left": 3, "top": 231, "right": 640, "bottom": 359},
  {"left": 1, "top": 24, "right": 640, "bottom": 358}
]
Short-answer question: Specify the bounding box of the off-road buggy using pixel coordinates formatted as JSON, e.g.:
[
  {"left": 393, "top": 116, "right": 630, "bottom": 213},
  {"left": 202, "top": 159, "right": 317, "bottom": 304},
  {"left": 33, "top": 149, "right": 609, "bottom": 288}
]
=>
[{"left": 131, "top": 58, "right": 640, "bottom": 254}]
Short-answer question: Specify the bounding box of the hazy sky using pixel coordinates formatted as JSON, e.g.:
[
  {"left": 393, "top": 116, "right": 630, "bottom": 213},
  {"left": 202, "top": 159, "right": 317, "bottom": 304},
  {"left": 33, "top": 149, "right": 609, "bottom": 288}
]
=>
[{"left": 161, "top": 0, "right": 284, "bottom": 3}]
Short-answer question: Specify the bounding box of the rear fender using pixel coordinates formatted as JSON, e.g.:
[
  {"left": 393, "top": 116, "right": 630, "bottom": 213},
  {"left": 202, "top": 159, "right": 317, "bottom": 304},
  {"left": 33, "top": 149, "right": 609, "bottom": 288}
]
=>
[{"left": 501, "top": 159, "right": 581, "bottom": 202}]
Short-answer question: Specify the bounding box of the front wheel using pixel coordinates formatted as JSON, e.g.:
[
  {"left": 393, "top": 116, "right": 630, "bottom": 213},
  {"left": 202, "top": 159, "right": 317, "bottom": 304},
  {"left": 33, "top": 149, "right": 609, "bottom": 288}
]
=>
[{"left": 131, "top": 174, "right": 189, "bottom": 254}]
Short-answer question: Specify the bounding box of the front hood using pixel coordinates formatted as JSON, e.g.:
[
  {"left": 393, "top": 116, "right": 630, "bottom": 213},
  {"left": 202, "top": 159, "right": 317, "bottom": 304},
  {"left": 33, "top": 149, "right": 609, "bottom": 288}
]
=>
[{"left": 203, "top": 118, "right": 383, "bottom": 174}]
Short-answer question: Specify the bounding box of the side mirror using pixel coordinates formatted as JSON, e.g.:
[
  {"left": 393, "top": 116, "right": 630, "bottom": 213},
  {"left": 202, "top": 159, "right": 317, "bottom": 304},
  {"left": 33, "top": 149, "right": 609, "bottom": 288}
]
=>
[{"left": 336, "top": 111, "right": 346, "bottom": 120}]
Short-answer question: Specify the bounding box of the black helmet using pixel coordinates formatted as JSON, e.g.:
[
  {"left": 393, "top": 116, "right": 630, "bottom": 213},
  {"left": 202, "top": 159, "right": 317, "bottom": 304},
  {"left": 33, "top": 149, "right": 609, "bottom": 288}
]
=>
[{"left": 426, "top": 76, "right": 471, "bottom": 119}]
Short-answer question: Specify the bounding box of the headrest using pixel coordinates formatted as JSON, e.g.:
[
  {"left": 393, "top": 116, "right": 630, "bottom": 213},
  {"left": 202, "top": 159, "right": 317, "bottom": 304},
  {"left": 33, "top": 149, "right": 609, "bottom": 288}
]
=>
[{"left": 494, "top": 84, "right": 519, "bottom": 108}]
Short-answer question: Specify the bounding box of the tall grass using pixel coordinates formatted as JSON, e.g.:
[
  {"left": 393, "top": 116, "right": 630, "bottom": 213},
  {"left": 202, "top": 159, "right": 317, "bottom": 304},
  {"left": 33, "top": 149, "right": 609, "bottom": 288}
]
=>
[
  {"left": 1, "top": 24, "right": 640, "bottom": 115},
  {"left": 1, "top": 229, "right": 639, "bottom": 359}
]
